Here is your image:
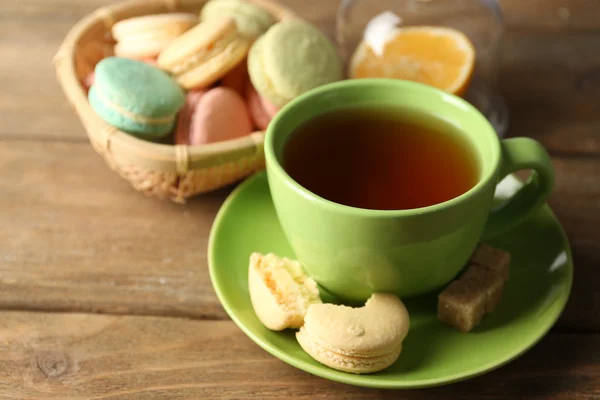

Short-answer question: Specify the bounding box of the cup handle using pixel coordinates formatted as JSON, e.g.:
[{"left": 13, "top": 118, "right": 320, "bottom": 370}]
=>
[{"left": 481, "top": 138, "right": 555, "bottom": 240}]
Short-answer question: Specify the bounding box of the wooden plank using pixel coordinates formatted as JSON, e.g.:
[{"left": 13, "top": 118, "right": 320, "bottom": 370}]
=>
[
  {"left": 0, "top": 18, "right": 88, "bottom": 141},
  {"left": 0, "top": 311, "right": 598, "bottom": 399},
  {"left": 4, "top": 0, "right": 599, "bottom": 31},
  {"left": 0, "top": 141, "right": 598, "bottom": 330},
  {"left": 0, "top": 140, "right": 231, "bottom": 319},
  {"left": 501, "top": 31, "right": 600, "bottom": 155},
  {"left": 549, "top": 157, "right": 600, "bottom": 332},
  {"left": 500, "top": 0, "right": 600, "bottom": 32}
]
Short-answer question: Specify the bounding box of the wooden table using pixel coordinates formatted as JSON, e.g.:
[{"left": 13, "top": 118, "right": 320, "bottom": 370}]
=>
[{"left": 2, "top": 0, "right": 599, "bottom": 398}]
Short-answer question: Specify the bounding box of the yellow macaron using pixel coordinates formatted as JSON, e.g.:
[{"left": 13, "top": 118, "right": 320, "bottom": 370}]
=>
[
  {"left": 112, "top": 13, "right": 198, "bottom": 59},
  {"left": 157, "top": 17, "right": 250, "bottom": 89}
]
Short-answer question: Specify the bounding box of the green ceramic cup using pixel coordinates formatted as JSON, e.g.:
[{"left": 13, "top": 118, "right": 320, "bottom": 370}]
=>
[{"left": 264, "top": 79, "right": 554, "bottom": 302}]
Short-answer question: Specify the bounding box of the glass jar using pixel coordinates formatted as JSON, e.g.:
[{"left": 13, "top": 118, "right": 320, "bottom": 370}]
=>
[{"left": 336, "top": 0, "right": 508, "bottom": 136}]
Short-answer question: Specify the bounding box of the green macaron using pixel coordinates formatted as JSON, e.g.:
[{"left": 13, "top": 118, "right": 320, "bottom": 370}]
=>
[
  {"left": 248, "top": 20, "right": 343, "bottom": 108},
  {"left": 88, "top": 57, "right": 185, "bottom": 140},
  {"left": 200, "top": 0, "right": 276, "bottom": 39}
]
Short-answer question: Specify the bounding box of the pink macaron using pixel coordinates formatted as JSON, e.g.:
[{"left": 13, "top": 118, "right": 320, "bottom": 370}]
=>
[
  {"left": 246, "top": 83, "right": 279, "bottom": 130},
  {"left": 83, "top": 71, "right": 95, "bottom": 91},
  {"left": 138, "top": 56, "right": 158, "bottom": 66},
  {"left": 174, "top": 89, "right": 206, "bottom": 145},
  {"left": 260, "top": 93, "right": 279, "bottom": 118},
  {"left": 184, "top": 87, "right": 252, "bottom": 145}
]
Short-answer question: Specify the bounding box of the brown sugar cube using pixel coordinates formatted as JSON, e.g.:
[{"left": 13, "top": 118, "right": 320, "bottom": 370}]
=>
[
  {"left": 469, "top": 243, "right": 511, "bottom": 282},
  {"left": 461, "top": 267, "right": 506, "bottom": 313},
  {"left": 438, "top": 244, "right": 512, "bottom": 332},
  {"left": 438, "top": 279, "right": 487, "bottom": 333}
]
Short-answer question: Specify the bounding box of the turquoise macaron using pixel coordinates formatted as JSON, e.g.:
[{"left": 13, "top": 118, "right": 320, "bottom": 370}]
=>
[{"left": 88, "top": 57, "right": 185, "bottom": 140}]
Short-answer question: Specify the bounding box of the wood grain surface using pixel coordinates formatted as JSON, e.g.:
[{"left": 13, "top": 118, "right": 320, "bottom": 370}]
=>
[
  {"left": 1, "top": 0, "right": 599, "bottom": 398},
  {"left": 1, "top": 312, "right": 599, "bottom": 399},
  {"left": 0, "top": 140, "right": 230, "bottom": 319}
]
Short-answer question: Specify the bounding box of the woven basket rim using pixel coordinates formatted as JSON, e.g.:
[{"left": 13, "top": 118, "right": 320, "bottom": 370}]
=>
[{"left": 53, "top": 0, "right": 296, "bottom": 171}]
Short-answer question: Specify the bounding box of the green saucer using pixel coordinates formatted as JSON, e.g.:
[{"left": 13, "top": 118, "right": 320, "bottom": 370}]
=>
[{"left": 208, "top": 172, "right": 573, "bottom": 389}]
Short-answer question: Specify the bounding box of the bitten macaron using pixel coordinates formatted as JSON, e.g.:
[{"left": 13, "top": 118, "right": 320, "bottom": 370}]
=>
[
  {"left": 112, "top": 13, "right": 198, "bottom": 59},
  {"left": 157, "top": 17, "right": 250, "bottom": 89},
  {"left": 88, "top": 57, "right": 185, "bottom": 139},
  {"left": 248, "top": 19, "right": 343, "bottom": 108},
  {"left": 200, "top": 0, "right": 276, "bottom": 39},
  {"left": 296, "top": 293, "right": 410, "bottom": 374},
  {"left": 248, "top": 253, "right": 322, "bottom": 331}
]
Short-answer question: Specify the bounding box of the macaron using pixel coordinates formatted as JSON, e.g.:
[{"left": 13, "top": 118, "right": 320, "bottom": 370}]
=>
[
  {"left": 248, "top": 19, "right": 343, "bottom": 108},
  {"left": 158, "top": 17, "right": 250, "bottom": 90},
  {"left": 88, "top": 57, "right": 185, "bottom": 139},
  {"left": 221, "top": 58, "right": 249, "bottom": 95},
  {"left": 112, "top": 13, "right": 198, "bottom": 59},
  {"left": 248, "top": 253, "right": 322, "bottom": 331},
  {"left": 296, "top": 293, "right": 410, "bottom": 374},
  {"left": 200, "top": 0, "right": 276, "bottom": 39},
  {"left": 139, "top": 57, "right": 158, "bottom": 67},
  {"left": 174, "top": 90, "right": 206, "bottom": 145},
  {"left": 83, "top": 71, "right": 95, "bottom": 92},
  {"left": 187, "top": 87, "right": 252, "bottom": 145},
  {"left": 259, "top": 90, "right": 279, "bottom": 117},
  {"left": 246, "top": 83, "right": 278, "bottom": 130},
  {"left": 83, "top": 56, "right": 159, "bottom": 92}
]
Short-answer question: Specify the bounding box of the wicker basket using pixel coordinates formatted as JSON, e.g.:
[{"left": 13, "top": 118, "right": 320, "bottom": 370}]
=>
[{"left": 54, "top": 0, "right": 297, "bottom": 203}]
